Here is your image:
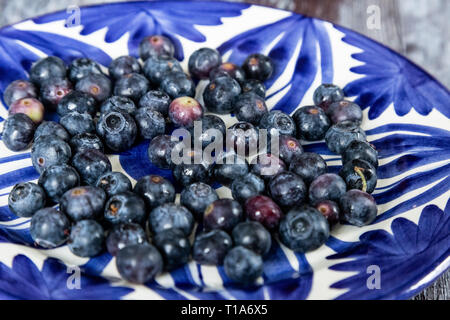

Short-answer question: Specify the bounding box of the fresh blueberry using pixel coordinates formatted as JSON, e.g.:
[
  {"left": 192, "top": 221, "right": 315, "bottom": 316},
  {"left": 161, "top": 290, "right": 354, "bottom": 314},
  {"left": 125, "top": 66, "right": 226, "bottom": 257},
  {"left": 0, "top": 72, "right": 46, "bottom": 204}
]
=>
[
  {"left": 259, "top": 110, "right": 296, "bottom": 137},
  {"left": 325, "top": 120, "right": 367, "bottom": 154},
  {"left": 38, "top": 164, "right": 80, "bottom": 203},
  {"left": 314, "top": 200, "right": 340, "bottom": 226},
  {"left": 232, "top": 221, "right": 271, "bottom": 256},
  {"left": 34, "top": 121, "right": 70, "bottom": 142},
  {"left": 30, "top": 207, "right": 71, "bottom": 248},
  {"left": 75, "top": 73, "right": 112, "bottom": 102},
  {"left": 203, "top": 76, "right": 241, "bottom": 114},
  {"left": 57, "top": 90, "right": 97, "bottom": 117},
  {"left": 339, "top": 159, "right": 377, "bottom": 194},
  {"left": 149, "top": 203, "right": 194, "bottom": 236},
  {"left": 169, "top": 96, "right": 203, "bottom": 128},
  {"left": 242, "top": 53, "right": 274, "bottom": 81},
  {"left": 188, "top": 47, "right": 222, "bottom": 79},
  {"left": 106, "top": 223, "right": 147, "bottom": 256},
  {"left": 143, "top": 55, "right": 183, "bottom": 86},
  {"left": 139, "top": 35, "right": 175, "bottom": 60},
  {"left": 133, "top": 175, "right": 175, "bottom": 209},
  {"left": 109, "top": 55, "right": 141, "bottom": 80},
  {"left": 8, "top": 182, "right": 46, "bottom": 218},
  {"left": 40, "top": 78, "right": 73, "bottom": 109},
  {"left": 147, "top": 134, "right": 177, "bottom": 169},
  {"left": 160, "top": 72, "right": 196, "bottom": 99},
  {"left": 279, "top": 205, "right": 330, "bottom": 252},
  {"left": 69, "top": 132, "right": 104, "bottom": 154},
  {"left": 313, "top": 83, "right": 344, "bottom": 112},
  {"left": 96, "top": 111, "right": 137, "bottom": 151},
  {"left": 188, "top": 114, "right": 226, "bottom": 149},
  {"left": 241, "top": 79, "right": 265, "bottom": 98},
  {"left": 60, "top": 111, "right": 95, "bottom": 136},
  {"left": 96, "top": 171, "right": 132, "bottom": 197},
  {"left": 213, "top": 151, "right": 249, "bottom": 186},
  {"left": 172, "top": 151, "right": 213, "bottom": 187},
  {"left": 309, "top": 173, "right": 347, "bottom": 203},
  {"left": 340, "top": 189, "right": 378, "bottom": 226},
  {"left": 153, "top": 228, "right": 191, "bottom": 270},
  {"left": 268, "top": 134, "right": 303, "bottom": 165},
  {"left": 269, "top": 171, "right": 307, "bottom": 208},
  {"left": 31, "top": 136, "right": 72, "bottom": 174},
  {"left": 68, "top": 220, "right": 105, "bottom": 257},
  {"left": 68, "top": 58, "right": 104, "bottom": 83},
  {"left": 180, "top": 182, "right": 219, "bottom": 219},
  {"left": 100, "top": 96, "right": 136, "bottom": 115},
  {"left": 1, "top": 113, "right": 35, "bottom": 151},
  {"left": 224, "top": 246, "right": 263, "bottom": 285},
  {"left": 245, "top": 195, "right": 283, "bottom": 230},
  {"left": 72, "top": 149, "right": 112, "bottom": 186},
  {"left": 289, "top": 152, "right": 328, "bottom": 185},
  {"left": 234, "top": 92, "right": 268, "bottom": 125},
  {"left": 226, "top": 121, "right": 259, "bottom": 157},
  {"left": 104, "top": 191, "right": 147, "bottom": 226},
  {"left": 327, "top": 100, "right": 363, "bottom": 124},
  {"left": 9, "top": 97, "right": 43, "bottom": 124},
  {"left": 116, "top": 243, "right": 163, "bottom": 283},
  {"left": 60, "top": 186, "right": 106, "bottom": 221},
  {"left": 209, "top": 62, "right": 246, "bottom": 84},
  {"left": 114, "top": 73, "right": 149, "bottom": 102},
  {"left": 250, "top": 153, "right": 286, "bottom": 181},
  {"left": 293, "top": 105, "right": 330, "bottom": 141},
  {"left": 203, "top": 199, "right": 243, "bottom": 232},
  {"left": 3, "top": 79, "right": 37, "bottom": 106},
  {"left": 342, "top": 140, "right": 379, "bottom": 168},
  {"left": 231, "top": 173, "right": 265, "bottom": 204},
  {"left": 29, "top": 56, "right": 66, "bottom": 85},
  {"left": 193, "top": 229, "right": 232, "bottom": 265},
  {"left": 138, "top": 90, "right": 171, "bottom": 116}
]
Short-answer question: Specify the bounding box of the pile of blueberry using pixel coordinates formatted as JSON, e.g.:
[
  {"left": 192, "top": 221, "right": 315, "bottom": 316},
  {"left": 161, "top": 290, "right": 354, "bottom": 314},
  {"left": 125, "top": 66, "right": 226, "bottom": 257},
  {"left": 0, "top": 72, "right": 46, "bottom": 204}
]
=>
[{"left": 2, "top": 34, "right": 379, "bottom": 286}]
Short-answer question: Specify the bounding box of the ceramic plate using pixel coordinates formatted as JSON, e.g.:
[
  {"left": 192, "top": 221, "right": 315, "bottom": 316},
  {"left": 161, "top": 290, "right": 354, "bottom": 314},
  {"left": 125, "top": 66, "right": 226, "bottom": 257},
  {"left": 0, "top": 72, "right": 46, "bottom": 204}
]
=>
[{"left": 0, "top": 1, "right": 448, "bottom": 300}]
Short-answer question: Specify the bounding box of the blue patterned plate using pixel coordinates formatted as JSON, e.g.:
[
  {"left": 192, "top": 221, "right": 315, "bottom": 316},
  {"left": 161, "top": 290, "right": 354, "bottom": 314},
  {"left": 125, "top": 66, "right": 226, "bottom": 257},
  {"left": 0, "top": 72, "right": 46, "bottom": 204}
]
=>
[{"left": 0, "top": 1, "right": 448, "bottom": 300}]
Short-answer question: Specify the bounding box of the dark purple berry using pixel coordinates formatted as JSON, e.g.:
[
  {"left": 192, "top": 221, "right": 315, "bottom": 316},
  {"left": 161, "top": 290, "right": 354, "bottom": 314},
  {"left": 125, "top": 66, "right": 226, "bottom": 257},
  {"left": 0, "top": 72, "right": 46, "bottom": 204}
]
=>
[
  {"left": 31, "top": 136, "right": 72, "bottom": 174},
  {"left": 188, "top": 47, "right": 222, "bottom": 79},
  {"left": 242, "top": 53, "right": 273, "bottom": 81},
  {"left": 3, "top": 80, "right": 37, "bottom": 106},
  {"left": 139, "top": 35, "right": 175, "bottom": 60},
  {"left": 340, "top": 189, "right": 378, "bottom": 226},
  {"left": 313, "top": 83, "right": 344, "bottom": 112},
  {"left": 147, "top": 134, "right": 177, "bottom": 169},
  {"left": 314, "top": 200, "right": 340, "bottom": 226},
  {"left": 328, "top": 100, "right": 363, "bottom": 124},
  {"left": 269, "top": 171, "right": 307, "bottom": 208},
  {"left": 342, "top": 140, "right": 379, "bottom": 168},
  {"left": 193, "top": 229, "right": 232, "bottom": 265},
  {"left": 149, "top": 203, "right": 194, "bottom": 236},
  {"left": 245, "top": 195, "right": 283, "bottom": 230},
  {"left": 203, "top": 199, "right": 243, "bottom": 232},
  {"left": 289, "top": 152, "right": 328, "bottom": 185},
  {"left": 309, "top": 173, "right": 347, "bottom": 203},
  {"left": 241, "top": 79, "right": 265, "bottom": 98},
  {"left": 40, "top": 78, "right": 73, "bottom": 109}
]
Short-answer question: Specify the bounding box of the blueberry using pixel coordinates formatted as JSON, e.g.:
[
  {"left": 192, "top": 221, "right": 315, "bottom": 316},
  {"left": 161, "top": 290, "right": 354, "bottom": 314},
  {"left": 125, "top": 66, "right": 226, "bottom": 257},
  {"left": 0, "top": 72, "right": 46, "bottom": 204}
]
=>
[
  {"left": 1, "top": 113, "right": 35, "bottom": 151},
  {"left": 143, "top": 55, "right": 183, "bottom": 86},
  {"left": 203, "top": 76, "right": 241, "bottom": 114},
  {"left": 180, "top": 182, "right": 219, "bottom": 219},
  {"left": 209, "top": 62, "right": 245, "bottom": 84},
  {"left": 8, "top": 182, "right": 46, "bottom": 218},
  {"left": 60, "top": 111, "right": 95, "bottom": 136},
  {"left": 31, "top": 136, "right": 72, "bottom": 174},
  {"left": 245, "top": 195, "right": 283, "bottom": 230},
  {"left": 293, "top": 105, "right": 330, "bottom": 141},
  {"left": 40, "top": 78, "right": 73, "bottom": 109},
  {"left": 34, "top": 121, "right": 70, "bottom": 142},
  {"left": 72, "top": 149, "right": 112, "bottom": 185},
  {"left": 169, "top": 96, "right": 203, "bottom": 128},
  {"left": 242, "top": 53, "right": 274, "bottom": 81},
  {"left": 289, "top": 152, "right": 328, "bottom": 185},
  {"left": 234, "top": 92, "right": 268, "bottom": 125},
  {"left": 147, "top": 134, "right": 177, "bottom": 169},
  {"left": 232, "top": 221, "right": 271, "bottom": 256},
  {"left": 68, "top": 220, "right": 105, "bottom": 257},
  {"left": 226, "top": 121, "right": 259, "bottom": 157},
  {"left": 30, "top": 56, "right": 66, "bottom": 85},
  {"left": 30, "top": 207, "right": 71, "bottom": 248},
  {"left": 188, "top": 114, "right": 226, "bottom": 149},
  {"left": 149, "top": 203, "right": 194, "bottom": 236},
  {"left": 213, "top": 151, "right": 249, "bottom": 186},
  {"left": 75, "top": 73, "right": 112, "bottom": 102},
  {"left": 193, "top": 229, "right": 232, "bottom": 265},
  {"left": 139, "top": 35, "right": 175, "bottom": 60},
  {"left": 269, "top": 134, "right": 303, "bottom": 165},
  {"left": 314, "top": 200, "right": 340, "bottom": 226},
  {"left": 60, "top": 186, "right": 106, "bottom": 221},
  {"left": 96, "top": 171, "right": 132, "bottom": 197},
  {"left": 241, "top": 79, "right": 265, "bottom": 98},
  {"left": 100, "top": 96, "right": 137, "bottom": 115},
  {"left": 259, "top": 110, "right": 296, "bottom": 137},
  {"left": 339, "top": 159, "right": 377, "bottom": 194},
  {"left": 313, "top": 84, "right": 344, "bottom": 112},
  {"left": 138, "top": 90, "right": 171, "bottom": 116},
  {"left": 153, "top": 228, "right": 191, "bottom": 270},
  {"left": 68, "top": 58, "right": 104, "bottom": 83},
  {"left": 279, "top": 205, "right": 330, "bottom": 252},
  {"left": 8, "top": 97, "right": 44, "bottom": 124},
  {"left": 38, "top": 164, "right": 80, "bottom": 203},
  {"left": 188, "top": 47, "right": 222, "bottom": 79},
  {"left": 116, "top": 243, "right": 163, "bottom": 283},
  {"left": 160, "top": 72, "right": 196, "bottom": 99},
  {"left": 109, "top": 55, "right": 141, "bottom": 80},
  {"left": 133, "top": 175, "right": 175, "bottom": 209},
  {"left": 269, "top": 171, "right": 307, "bottom": 208},
  {"left": 327, "top": 100, "right": 363, "bottom": 124},
  {"left": 203, "top": 199, "right": 243, "bottom": 232},
  {"left": 340, "top": 189, "right": 378, "bottom": 226},
  {"left": 325, "top": 121, "right": 367, "bottom": 154},
  {"left": 309, "top": 173, "right": 347, "bottom": 203},
  {"left": 231, "top": 173, "right": 265, "bottom": 204},
  {"left": 342, "top": 140, "right": 379, "bottom": 168},
  {"left": 57, "top": 90, "right": 97, "bottom": 117},
  {"left": 96, "top": 111, "right": 137, "bottom": 151},
  {"left": 114, "top": 73, "right": 149, "bottom": 102},
  {"left": 3, "top": 79, "right": 37, "bottom": 106},
  {"left": 104, "top": 191, "right": 147, "bottom": 226},
  {"left": 106, "top": 223, "right": 147, "bottom": 256},
  {"left": 224, "top": 246, "right": 263, "bottom": 285},
  {"left": 250, "top": 153, "right": 286, "bottom": 181},
  {"left": 69, "top": 132, "right": 104, "bottom": 154},
  {"left": 172, "top": 151, "right": 213, "bottom": 187}
]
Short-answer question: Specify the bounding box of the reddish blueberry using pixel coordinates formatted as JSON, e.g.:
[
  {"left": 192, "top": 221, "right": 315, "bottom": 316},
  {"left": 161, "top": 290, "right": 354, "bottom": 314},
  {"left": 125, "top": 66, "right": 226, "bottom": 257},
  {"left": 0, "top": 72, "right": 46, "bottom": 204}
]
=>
[
  {"left": 40, "top": 78, "right": 73, "bottom": 109},
  {"left": 8, "top": 97, "right": 44, "bottom": 124},
  {"left": 168, "top": 96, "right": 203, "bottom": 128},
  {"left": 314, "top": 200, "right": 340, "bottom": 226}
]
